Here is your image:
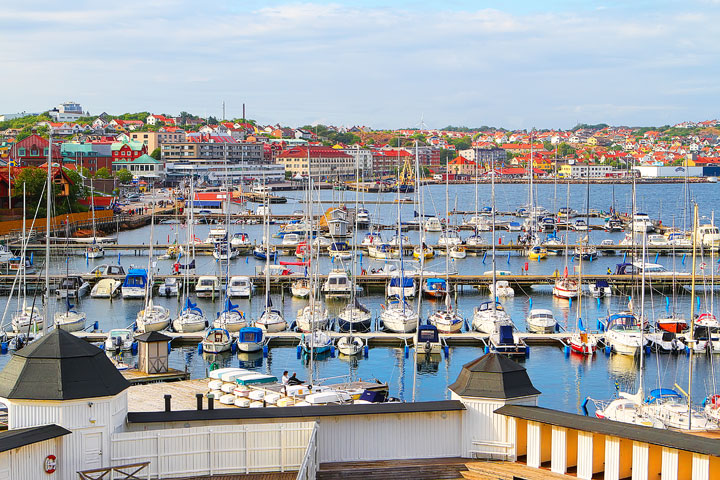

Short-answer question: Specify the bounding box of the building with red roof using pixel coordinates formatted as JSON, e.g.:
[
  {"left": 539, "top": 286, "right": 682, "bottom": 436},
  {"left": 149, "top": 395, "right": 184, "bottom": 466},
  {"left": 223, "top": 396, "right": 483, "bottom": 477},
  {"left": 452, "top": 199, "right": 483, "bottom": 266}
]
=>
[
  {"left": 10, "top": 134, "right": 62, "bottom": 167},
  {"left": 276, "top": 146, "right": 354, "bottom": 178}
]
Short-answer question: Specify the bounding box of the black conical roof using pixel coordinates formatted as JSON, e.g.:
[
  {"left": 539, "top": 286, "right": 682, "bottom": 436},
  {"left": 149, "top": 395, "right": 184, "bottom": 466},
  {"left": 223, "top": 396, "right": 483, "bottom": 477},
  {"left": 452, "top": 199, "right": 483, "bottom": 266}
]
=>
[
  {"left": 448, "top": 353, "right": 540, "bottom": 399},
  {"left": 0, "top": 329, "right": 130, "bottom": 400},
  {"left": 135, "top": 331, "right": 171, "bottom": 343}
]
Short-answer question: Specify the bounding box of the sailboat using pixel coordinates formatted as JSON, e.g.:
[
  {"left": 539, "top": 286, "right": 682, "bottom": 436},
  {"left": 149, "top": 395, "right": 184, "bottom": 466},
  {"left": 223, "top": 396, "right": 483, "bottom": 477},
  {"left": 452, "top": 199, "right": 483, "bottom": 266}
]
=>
[
  {"left": 338, "top": 157, "right": 372, "bottom": 337},
  {"left": 254, "top": 181, "right": 287, "bottom": 333},
  {"left": 553, "top": 182, "right": 579, "bottom": 299},
  {"left": 215, "top": 297, "right": 248, "bottom": 332},
  {"left": 380, "top": 173, "right": 419, "bottom": 333},
  {"left": 54, "top": 260, "right": 86, "bottom": 332},
  {"left": 173, "top": 181, "right": 207, "bottom": 333},
  {"left": 135, "top": 214, "right": 170, "bottom": 333},
  {"left": 86, "top": 178, "right": 104, "bottom": 259},
  {"left": 429, "top": 171, "right": 463, "bottom": 334}
]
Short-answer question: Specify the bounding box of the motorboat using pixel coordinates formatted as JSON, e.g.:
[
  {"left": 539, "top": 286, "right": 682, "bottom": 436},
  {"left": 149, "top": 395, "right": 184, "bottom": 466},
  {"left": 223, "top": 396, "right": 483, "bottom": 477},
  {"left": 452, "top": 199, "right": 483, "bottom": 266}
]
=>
[
  {"left": 337, "top": 335, "right": 364, "bottom": 356},
  {"left": 361, "top": 232, "right": 383, "bottom": 246},
  {"left": 666, "top": 231, "right": 692, "bottom": 247},
  {"left": 356, "top": 208, "right": 371, "bottom": 226},
  {"left": 89, "top": 264, "right": 125, "bottom": 276},
  {"left": 322, "top": 269, "right": 352, "bottom": 297},
  {"left": 214, "top": 298, "right": 247, "bottom": 332},
  {"left": 646, "top": 332, "right": 686, "bottom": 353},
  {"left": 488, "top": 280, "right": 514, "bottom": 297},
  {"left": 328, "top": 241, "right": 353, "bottom": 260},
  {"left": 172, "top": 298, "right": 207, "bottom": 333},
  {"left": 603, "top": 312, "right": 646, "bottom": 355},
  {"left": 553, "top": 277, "right": 579, "bottom": 299},
  {"left": 6, "top": 257, "right": 36, "bottom": 275},
  {"left": 281, "top": 233, "right": 305, "bottom": 247},
  {"left": 488, "top": 324, "right": 528, "bottom": 357},
  {"left": 573, "top": 245, "right": 598, "bottom": 261},
  {"left": 237, "top": 326, "right": 264, "bottom": 352},
  {"left": 506, "top": 222, "right": 522, "bottom": 232},
  {"left": 136, "top": 302, "right": 171, "bottom": 333},
  {"left": 300, "top": 330, "right": 333, "bottom": 356},
  {"left": 604, "top": 217, "right": 624, "bottom": 232},
  {"left": 368, "top": 243, "right": 399, "bottom": 259},
  {"left": 647, "top": 234, "right": 669, "bottom": 247},
  {"left": 424, "top": 217, "right": 443, "bottom": 232},
  {"left": 227, "top": 276, "right": 253, "bottom": 298},
  {"left": 593, "top": 395, "right": 665, "bottom": 429},
  {"left": 542, "top": 234, "right": 564, "bottom": 254},
  {"left": 614, "top": 262, "right": 687, "bottom": 278},
  {"left": 438, "top": 229, "right": 462, "bottom": 246},
  {"left": 105, "top": 328, "right": 134, "bottom": 352},
  {"left": 296, "top": 304, "right": 330, "bottom": 332},
  {"left": 557, "top": 207, "right": 577, "bottom": 219},
  {"left": 90, "top": 278, "right": 121, "bottom": 298},
  {"left": 204, "top": 227, "right": 227, "bottom": 245},
  {"left": 413, "top": 244, "right": 434, "bottom": 260},
  {"left": 696, "top": 312, "right": 720, "bottom": 329},
  {"left": 525, "top": 309, "right": 557, "bottom": 333},
  {"left": 539, "top": 217, "right": 556, "bottom": 232},
  {"left": 414, "top": 324, "right": 442, "bottom": 354},
  {"left": 631, "top": 213, "right": 655, "bottom": 233},
  {"left": 195, "top": 275, "right": 220, "bottom": 298},
  {"left": 55, "top": 276, "right": 90, "bottom": 299},
  {"left": 465, "top": 233, "right": 484, "bottom": 246},
  {"left": 527, "top": 245, "right": 547, "bottom": 260},
  {"left": 230, "top": 232, "right": 252, "bottom": 250},
  {"left": 291, "top": 278, "right": 312, "bottom": 298},
  {"left": 201, "top": 328, "right": 232, "bottom": 354},
  {"left": 464, "top": 216, "right": 491, "bottom": 231},
  {"left": 695, "top": 223, "right": 720, "bottom": 248},
  {"left": 338, "top": 298, "right": 372, "bottom": 332},
  {"left": 121, "top": 268, "right": 148, "bottom": 299},
  {"left": 422, "top": 278, "right": 446, "bottom": 299},
  {"left": 380, "top": 296, "right": 419, "bottom": 333},
  {"left": 157, "top": 277, "right": 181, "bottom": 297},
  {"left": 572, "top": 219, "right": 588, "bottom": 231},
  {"left": 588, "top": 279, "right": 612, "bottom": 298},
  {"left": 253, "top": 245, "right": 277, "bottom": 261},
  {"left": 644, "top": 389, "right": 718, "bottom": 431},
  {"left": 0, "top": 244, "right": 13, "bottom": 262},
  {"left": 449, "top": 245, "right": 466, "bottom": 259},
  {"left": 313, "top": 236, "right": 332, "bottom": 248},
  {"left": 472, "top": 301, "right": 511, "bottom": 334},
  {"left": 388, "top": 234, "right": 410, "bottom": 246}
]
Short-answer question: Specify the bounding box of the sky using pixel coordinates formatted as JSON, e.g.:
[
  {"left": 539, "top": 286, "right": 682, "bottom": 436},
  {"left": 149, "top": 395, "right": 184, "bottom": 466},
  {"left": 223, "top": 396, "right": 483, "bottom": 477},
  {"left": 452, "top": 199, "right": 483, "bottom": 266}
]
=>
[{"left": 1, "top": 1, "right": 719, "bottom": 130}]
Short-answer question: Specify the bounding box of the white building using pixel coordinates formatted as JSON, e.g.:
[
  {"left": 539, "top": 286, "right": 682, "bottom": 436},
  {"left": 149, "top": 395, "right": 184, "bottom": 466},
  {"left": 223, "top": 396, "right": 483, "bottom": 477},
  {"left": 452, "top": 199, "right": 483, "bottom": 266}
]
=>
[
  {"left": 340, "top": 146, "right": 373, "bottom": 177},
  {"left": 49, "top": 101, "right": 85, "bottom": 122}
]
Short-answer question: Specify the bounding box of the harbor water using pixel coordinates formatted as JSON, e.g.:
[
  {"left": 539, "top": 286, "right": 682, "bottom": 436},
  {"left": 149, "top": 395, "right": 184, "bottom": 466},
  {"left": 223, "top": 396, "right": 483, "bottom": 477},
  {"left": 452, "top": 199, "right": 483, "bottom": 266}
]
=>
[{"left": 2, "top": 181, "right": 720, "bottom": 414}]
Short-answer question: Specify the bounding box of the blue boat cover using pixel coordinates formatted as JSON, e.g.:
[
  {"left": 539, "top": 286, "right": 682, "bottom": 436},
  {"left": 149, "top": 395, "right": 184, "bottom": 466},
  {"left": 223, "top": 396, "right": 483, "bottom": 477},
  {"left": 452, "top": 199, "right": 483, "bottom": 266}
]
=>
[
  {"left": 417, "top": 324, "right": 439, "bottom": 343},
  {"left": 499, "top": 325, "right": 514, "bottom": 345},
  {"left": 646, "top": 388, "right": 682, "bottom": 403}
]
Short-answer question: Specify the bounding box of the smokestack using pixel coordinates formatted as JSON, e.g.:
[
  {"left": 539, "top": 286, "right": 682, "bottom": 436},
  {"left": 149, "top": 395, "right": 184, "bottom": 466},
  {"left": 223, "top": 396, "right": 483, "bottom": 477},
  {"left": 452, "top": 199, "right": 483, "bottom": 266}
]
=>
[
  {"left": 196, "top": 393, "right": 203, "bottom": 411},
  {"left": 243, "top": 103, "right": 245, "bottom": 121}
]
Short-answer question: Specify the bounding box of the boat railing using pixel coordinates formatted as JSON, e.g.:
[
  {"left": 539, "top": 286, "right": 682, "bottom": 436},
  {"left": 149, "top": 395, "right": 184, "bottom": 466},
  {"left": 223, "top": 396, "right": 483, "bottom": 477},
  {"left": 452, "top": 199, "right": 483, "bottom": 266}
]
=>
[
  {"left": 296, "top": 422, "right": 319, "bottom": 480},
  {"left": 78, "top": 461, "right": 150, "bottom": 480}
]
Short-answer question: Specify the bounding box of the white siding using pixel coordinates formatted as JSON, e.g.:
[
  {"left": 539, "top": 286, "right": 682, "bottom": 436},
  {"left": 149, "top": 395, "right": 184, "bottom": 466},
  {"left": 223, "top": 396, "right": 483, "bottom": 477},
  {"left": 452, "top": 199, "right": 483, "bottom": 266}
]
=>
[
  {"left": 111, "top": 422, "right": 314, "bottom": 478},
  {"left": 526, "top": 421, "right": 541, "bottom": 468},
  {"left": 661, "top": 448, "right": 678, "bottom": 480},
  {"left": 0, "top": 437, "right": 61, "bottom": 480},
  {"left": 604, "top": 436, "right": 620, "bottom": 480},
  {"left": 551, "top": 426, "right": 566, "bottom": 474},
  {"left": 576, "top": 431, "right": 593, "bottom": 480},
  {"left": 317, "top": 411, "right": 462, "bottom": 463},
  {"left": 632, "top": 442, "right": 648, "bottom": 480},
  {"left": 691, "top": 453, "right": 709, "bottom": 480}
]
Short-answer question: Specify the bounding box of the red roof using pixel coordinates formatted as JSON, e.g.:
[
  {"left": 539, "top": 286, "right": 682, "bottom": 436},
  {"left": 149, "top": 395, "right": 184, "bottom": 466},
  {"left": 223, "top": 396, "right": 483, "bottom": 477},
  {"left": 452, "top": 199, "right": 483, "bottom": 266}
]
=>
[
  {"left": 78, "top": 196, "right": 115, "bottom": 208},
  {"left": 195, "top": 192, "right": 229, "bottom": 201},
  {"left": 277, "top": 147, "right": 352, "bottom": 159}
]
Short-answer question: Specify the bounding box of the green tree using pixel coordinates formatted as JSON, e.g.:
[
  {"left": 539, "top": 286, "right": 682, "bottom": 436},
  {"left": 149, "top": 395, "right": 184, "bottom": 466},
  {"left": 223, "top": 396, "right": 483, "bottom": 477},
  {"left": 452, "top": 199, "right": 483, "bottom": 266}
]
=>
[
  {"left": 543, "top": 140, "right": 553, "bottom": 152},
  {"left": 13, "top": 167, "right": 85, "bottom": 217},
  {"left": 95, "top": 167, "right": 112, "bottom": 179},
  {"left": 557, "top": 143, "right": 576, "bottom": 157},
  {"left": 150, "top": 147, "right": 161, "bottom": 160},
  {"left": 116, "top": 169, "right": 133, "bottom": 183}
]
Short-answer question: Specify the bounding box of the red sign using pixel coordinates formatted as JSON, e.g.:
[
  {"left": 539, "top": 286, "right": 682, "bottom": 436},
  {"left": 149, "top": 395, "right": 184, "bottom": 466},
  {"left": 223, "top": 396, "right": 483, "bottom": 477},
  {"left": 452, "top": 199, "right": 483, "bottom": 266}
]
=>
[{"left": 44, "top": 455, "right": 57, "bottom": 474}]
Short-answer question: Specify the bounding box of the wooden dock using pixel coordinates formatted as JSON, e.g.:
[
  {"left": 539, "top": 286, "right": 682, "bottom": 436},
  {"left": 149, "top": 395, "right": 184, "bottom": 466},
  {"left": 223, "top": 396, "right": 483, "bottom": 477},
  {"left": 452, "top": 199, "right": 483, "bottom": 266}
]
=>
[{"left": 121, "top": 367, "right": 191, "bottom": 385}]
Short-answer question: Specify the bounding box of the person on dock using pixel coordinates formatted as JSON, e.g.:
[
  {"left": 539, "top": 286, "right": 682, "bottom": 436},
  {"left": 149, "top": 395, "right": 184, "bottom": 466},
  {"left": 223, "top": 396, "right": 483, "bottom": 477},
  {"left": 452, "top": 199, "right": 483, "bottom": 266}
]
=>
[{"left": 281, "top": 371, "right": 289, "bottom": 385}]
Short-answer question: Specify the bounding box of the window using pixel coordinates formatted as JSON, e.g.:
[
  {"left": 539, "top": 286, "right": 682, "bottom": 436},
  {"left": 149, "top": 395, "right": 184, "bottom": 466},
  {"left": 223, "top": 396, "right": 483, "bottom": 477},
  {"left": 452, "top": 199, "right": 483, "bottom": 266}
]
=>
[{"left": 18, "top": 148, "right": 26, "bottom": 156}]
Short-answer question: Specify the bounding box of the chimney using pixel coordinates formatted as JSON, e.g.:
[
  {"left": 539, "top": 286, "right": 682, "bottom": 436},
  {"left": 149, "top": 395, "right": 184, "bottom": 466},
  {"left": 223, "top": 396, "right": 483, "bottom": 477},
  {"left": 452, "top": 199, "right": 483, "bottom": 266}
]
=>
[
  {"left": 164, "top": 394, "right": 172, "bottom": 412},
  {"left": 196, "top": 393, "right": 203, "bottom": 411}
]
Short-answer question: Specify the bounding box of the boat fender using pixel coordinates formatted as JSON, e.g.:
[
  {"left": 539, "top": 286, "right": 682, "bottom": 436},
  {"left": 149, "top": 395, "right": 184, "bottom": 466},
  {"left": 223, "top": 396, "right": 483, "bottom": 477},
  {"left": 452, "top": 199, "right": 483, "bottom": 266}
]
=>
[
  {"left": 404, "top": 345, "right": 409, "bottom": 358},
  {"left": 197, "top": 343, "right": 203, "bottom": 354},
  {"left": 525, "top": 346, "right": 530, "bottom": 358},
  {"left": 168, "top": 342, "right": 172, "bottom": 354},
  {"left": 1, "top": 342, "right": 9, "bottom": 354},
  {"left": 330, "top": 346, "right": 335, "bottom": 358},
  {"left": 563, "top": 345, "right": 570, "bottom": 356},
  {"left": 131, "top": 341, "right": 138, "bottom": 354},
  {"left": 263, "top": 345, "right": 269, "bottom": 358},
  {"left": 443, "top": 345, "right": 449, "bottom": 358},
  {"left": 363, "top": 345, "right": 369, "bottom": 358},
  {"left": 231, "top": 342, "right": 237, "bottom": 354},
  {"left": 604, "top": 345, "right": 611, "bottom": 355},
  {"left": 94, "top": 321, "right": 99, "bottom": 331},
  {"left": 484, "top": 346, "right": 489, "bottom": 354},
  {"left": 644, "top": 345, "right": 651, "bottom": 355}
]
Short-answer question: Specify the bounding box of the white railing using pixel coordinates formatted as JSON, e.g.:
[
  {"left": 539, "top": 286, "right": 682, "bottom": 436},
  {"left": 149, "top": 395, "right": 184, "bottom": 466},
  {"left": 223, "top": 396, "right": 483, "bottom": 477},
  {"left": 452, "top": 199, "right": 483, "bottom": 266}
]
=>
[
  {"left": 111, "top": 422, "right": 314, "bottom": 479},
  {"left": 296, "top": 423, "right": 319, "bottom": 480}
]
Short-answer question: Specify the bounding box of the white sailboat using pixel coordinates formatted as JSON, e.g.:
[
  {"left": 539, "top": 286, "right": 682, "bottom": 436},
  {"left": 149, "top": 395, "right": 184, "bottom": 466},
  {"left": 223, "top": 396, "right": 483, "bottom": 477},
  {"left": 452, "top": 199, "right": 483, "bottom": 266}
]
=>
[
  {"left": 86, "top": 178, "right": 105, "bottom": 259},
  {"left": 135, "top": 214, "right": 170, "bottom": 333}
]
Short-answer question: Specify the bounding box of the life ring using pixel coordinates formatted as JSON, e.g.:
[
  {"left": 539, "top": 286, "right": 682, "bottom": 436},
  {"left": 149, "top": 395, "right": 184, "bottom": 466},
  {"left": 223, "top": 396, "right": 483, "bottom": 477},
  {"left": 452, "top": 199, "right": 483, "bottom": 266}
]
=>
[{"left": 709, "top": 394, "right": 720, "bottom": 409}]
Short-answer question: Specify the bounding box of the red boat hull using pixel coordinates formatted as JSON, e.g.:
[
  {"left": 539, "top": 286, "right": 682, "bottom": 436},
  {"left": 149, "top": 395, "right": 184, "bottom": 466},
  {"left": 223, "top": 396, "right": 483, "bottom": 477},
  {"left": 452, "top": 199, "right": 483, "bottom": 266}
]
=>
[
  {"left": 570, "top": 341, "right": 596, "bottom": 355},
  {"left": 657, "top": 321, "right": 687, "bottom": 333}
]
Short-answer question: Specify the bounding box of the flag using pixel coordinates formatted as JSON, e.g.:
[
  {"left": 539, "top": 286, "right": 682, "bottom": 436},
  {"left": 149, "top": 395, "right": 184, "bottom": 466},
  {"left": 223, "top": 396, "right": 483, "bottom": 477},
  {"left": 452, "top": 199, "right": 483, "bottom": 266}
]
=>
[{"left": 8, "top": 158, "right": 16, "bottom": 167}]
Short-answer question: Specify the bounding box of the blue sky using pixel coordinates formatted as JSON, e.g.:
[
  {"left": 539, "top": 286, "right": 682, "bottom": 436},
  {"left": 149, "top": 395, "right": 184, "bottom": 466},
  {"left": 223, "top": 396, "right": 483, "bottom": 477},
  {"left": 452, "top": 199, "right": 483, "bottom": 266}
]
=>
[{"left": 1, "top": 1, "right": 718, "bottom": 129}]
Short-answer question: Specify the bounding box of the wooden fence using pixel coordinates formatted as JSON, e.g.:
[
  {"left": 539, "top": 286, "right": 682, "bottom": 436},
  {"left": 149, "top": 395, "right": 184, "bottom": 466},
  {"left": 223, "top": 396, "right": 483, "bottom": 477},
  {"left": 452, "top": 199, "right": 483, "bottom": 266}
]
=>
[
  {"left": 0, "top": 210, "right": 114, "bottom": 237},
  {"left": 110, "top": 422, "right": 314, "bottom": 479}
]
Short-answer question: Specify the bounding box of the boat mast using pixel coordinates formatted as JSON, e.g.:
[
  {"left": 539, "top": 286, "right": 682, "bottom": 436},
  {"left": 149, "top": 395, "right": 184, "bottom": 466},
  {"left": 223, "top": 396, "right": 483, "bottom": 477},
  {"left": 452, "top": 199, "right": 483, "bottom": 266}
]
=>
[
  {"left": 412, "top": 140, "right": 421, "bottom": 402},
  {"left": 90, "top": 178, "right": 96, "bottom": 241},
  {"left": 688, "top": 203, "right": 699, "bottom": 430},
  {"left": 638, "top": 227, "right": 647, "bottom": 400},
  {"left": 491, "top": 150, "right": 497, "bottom": 313},
  {"left": 44, "top": 134, "right": 52, "bottom": 335},
  {"left": 529, "top": 130, "right": 534, "bottom": 239}
]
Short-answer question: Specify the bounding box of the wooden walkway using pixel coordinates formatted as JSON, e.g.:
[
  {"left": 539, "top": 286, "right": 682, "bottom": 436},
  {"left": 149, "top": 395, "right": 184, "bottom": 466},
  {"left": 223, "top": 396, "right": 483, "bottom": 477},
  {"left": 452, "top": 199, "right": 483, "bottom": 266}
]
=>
[
  {"left": 318, "top": 457, "right": 469, "bottom": 480},
  {"left": 165, "top": 474, "right": 295, "bottom": 480},
  {"left": 462, "top": 460, "right": 579, "bottom": 480}
]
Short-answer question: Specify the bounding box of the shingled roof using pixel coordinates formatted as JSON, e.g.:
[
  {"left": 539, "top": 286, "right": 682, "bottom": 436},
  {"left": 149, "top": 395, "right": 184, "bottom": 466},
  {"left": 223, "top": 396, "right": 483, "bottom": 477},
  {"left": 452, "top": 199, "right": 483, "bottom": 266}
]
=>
[
  {"left": 448, "top": 353, "right": 540, "bottom": 399},
  {"left": 0, "top": 329, "right": 130, "bottom": 400}
]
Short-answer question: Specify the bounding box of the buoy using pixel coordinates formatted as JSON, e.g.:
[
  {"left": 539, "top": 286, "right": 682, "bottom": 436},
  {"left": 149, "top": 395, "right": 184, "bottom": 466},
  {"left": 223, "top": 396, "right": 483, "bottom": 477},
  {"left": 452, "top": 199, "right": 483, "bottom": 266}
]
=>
[
  {"left": 263, "top": 345, "right": 269, "bottom": 358},
  {"left": 296, "top": 345, "right": 302, "bottom": 358},
  {"left": 605, "top": 345, "right": 611, "bottom": 355},
  {"left": 529, "top": 298, "right": 533, "bottom": 309},
  {"left": 564, "top": 345, "right": 570, "bottom": 356},
  {"left": 665, "top": 296, "right": 670, "bottom": 312},
  {"left": 330, "top": 346, "right": 336, "bottom": 358},
  {"left": 167, "top": 342, "right": 172, "bottom": 354},
  {"left": 198, "top": 343, "right": 203, "bottom": 354},
  {"left": 686, "top": 346, "right": 691, "bottom": 357},
  {"left": 525, "top": 346, "right": 530, "bottom": 358},
  {"left": 1, "top": 342, "right": 8, "bottom": 354},
  {"left": 645, "top": 345, "right": 651, "bottom": 355},
  {"left": 569, "top": 298, "right": 572, "bottom": 309},
  {"left": 443, "top": 345, "right": 449, "bottom": 358},
  {"left": 697, "top": 296, "right": 701, "bottom": 310},
  {"left": 364, "top": 345, "right": 369, "bottom": 358},
  {"left": 404, "top": 345, "right": 409, "bottom": 358}
]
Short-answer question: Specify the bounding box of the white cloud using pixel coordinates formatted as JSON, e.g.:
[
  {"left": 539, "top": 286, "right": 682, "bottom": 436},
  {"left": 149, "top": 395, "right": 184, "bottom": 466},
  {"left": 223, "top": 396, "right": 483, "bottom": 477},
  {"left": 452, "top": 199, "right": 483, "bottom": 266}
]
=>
[{"left": 1, "top": 1, "right": 719, "bottom": 129}]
